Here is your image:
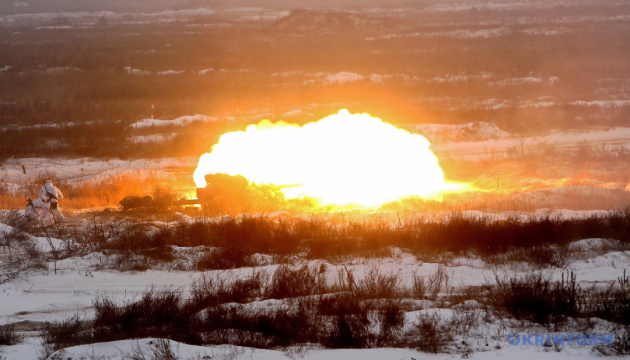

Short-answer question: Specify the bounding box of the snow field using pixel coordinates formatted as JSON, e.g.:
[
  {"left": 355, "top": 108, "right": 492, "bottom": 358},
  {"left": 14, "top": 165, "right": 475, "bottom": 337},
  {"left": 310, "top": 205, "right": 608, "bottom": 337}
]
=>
[{"left": 2, "top": 215, "right": 630, "bottom": 358}]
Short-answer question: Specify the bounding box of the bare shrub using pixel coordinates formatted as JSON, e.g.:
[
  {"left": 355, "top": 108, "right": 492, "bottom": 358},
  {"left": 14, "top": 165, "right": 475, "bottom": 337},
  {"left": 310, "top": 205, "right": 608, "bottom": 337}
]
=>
[
  {"left": 189, "top": 270, "right": 268, "bottom": 310},
  {"left": 503, "top": 245, "right": 569, "bottom": 268},
  {"left": 127, "top": 339, "right": 178, "bottom": 360},
  {"left": 0, "top": 219, "right": 31, "bottom": 255},
  {"left": 97, "top": 222, "right": 176, "bottom": 270},
  {"left": 487, "top": 271, "right": 583, "bottom": 327},
  {"left": 446, "top": 285, "right": 488, "bottom": 307},
  {"left": 228, "top": 270, "right": 268, "bottom": 303},
  {"left": 170, "top": 220, "right": 213, "bottom": 247},
  {"left": 336, "top": 265, "right": 355, "bottom": 293},
  {"left": 411, "top": 212, "right": 630, "bottom": 259},
  {"left": 619, "top": 269, "right": 630, "bottom": 288},
  {"left": 326, "top": 311, "right": 372, "bottom": 349},
  {"left": 0, "top": 229, "right": 47, "bottom": 284},
  {"left": 37, "top": 212, "right": 630, "bottom": 273},
  {"left": 91, "top": 287, "right": 200, "bottom": 344},
  {"left": 406, "top": 312, "right": 453, "bottom": 353},
  {"left": 102, "top": 223, "right": 155, "bottom": 252},
  {"left": 40, "top": 315, "right": 92, "bottom": 358},
  {"left": 319, "top": 293, "right": 372, "bottom": 348},
  {"left": 0, "top": 209, "right": 35, "bottom": 234},
  {"left": 195, "top": 247, "right": 249, "bottom": 270},
  {"left": 30, "top": 170, "right": 59, "bottom": 187},
  {"left": 201, "top": 300, "right": 318, "bottom": 348},
  {"left": 412, "top": 265, "right": 450, "bottom": 300},
  {"left": 587, "top": 284, "right": 630, "bottom": 326},
  {"left": 354, "top": 266, "right": 399, "bottom": 299},
  {"left": 267, "top": 264, "right": 320, "bottom": 299},
  {"left": 376, "top": 300, "right": 405, "bottom": 346},
  {"left": 411, "top": 271, "right": 427, "bottom": 299},
  {"left": 0, "top": 323, "right": 22, "bottom": 346},
  {"left": 448, "top": 310, "right": 481, "bottom": 339},
  {"left": 188, "top": 273, "right": 222, "bottom": 310},
  {"left": 593, "top": 327, "right": 630, "bottom": 356}
]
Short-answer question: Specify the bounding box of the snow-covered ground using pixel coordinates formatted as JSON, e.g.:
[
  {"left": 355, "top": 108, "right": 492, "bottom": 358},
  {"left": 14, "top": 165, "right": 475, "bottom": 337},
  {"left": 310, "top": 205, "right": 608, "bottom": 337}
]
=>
[
  {"left": 34, "top": 339, "right": 621, "bottom": 360},
  {"left": 0, "top": 156, "right": 198, "bottom": 185},
  {"left": 431, "top": 126, "right": 630, "bottom": 158},
  {"left": 129, "top": 114, "right": 221, "bottom": 129},
  {"left": 1, "top": 220, "right": 628, "bottom": 359},
  {"left": 1, "top": 225, "right": 627, "bottom": 327}
]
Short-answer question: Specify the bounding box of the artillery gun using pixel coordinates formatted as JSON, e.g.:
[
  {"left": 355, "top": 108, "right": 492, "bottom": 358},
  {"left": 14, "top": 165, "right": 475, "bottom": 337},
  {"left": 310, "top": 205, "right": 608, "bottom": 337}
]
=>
[{"left": 178, "top": 173, "right": 285, "bottom": 215}]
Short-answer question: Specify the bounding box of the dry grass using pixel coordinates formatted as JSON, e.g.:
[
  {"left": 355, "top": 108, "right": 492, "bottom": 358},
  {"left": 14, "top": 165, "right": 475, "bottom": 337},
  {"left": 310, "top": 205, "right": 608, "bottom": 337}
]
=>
[
  {"left": 0, "top": 169, "right": 180, "bottom": 211},
  {"left": 62, "top": 170, "right": 171, "bottom": 210},
  {"left": 0, "top": 193, "right": 25, "bottom": 211}
]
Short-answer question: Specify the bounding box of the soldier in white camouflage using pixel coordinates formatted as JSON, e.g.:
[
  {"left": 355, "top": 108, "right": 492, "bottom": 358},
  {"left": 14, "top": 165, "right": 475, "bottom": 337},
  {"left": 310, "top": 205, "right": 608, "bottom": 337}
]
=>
[
  {"left": 39, "top": 180, "right": 65, "bottom": 223},
  {"left": 24, "top": 197, "right": 49, "bottom": 222}
]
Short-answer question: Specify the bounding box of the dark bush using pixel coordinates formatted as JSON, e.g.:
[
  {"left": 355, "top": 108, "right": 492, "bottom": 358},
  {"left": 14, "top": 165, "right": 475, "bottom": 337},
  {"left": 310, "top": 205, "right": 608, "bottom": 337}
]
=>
[
  {"left": 376, "top": 301, "right": 405, "bottom": 346},
  {"left": 319, "top": 293, "right": 372, "bottom": 348},
  {"left": 92, "top": 288, "right": 200, "bottom": 344},
  {"left": 189, "top": 270, "right": 268, "bottom": 310},
  {"left": 595, "top": 326, "right": 630, "bottom": 355},
  {"left": 487, "top": 272, "right": 583, "bottom": 326},
  {"left": 0, "top": 323, "right": 22, "bottom": 346},
  {"left": 171, "top": 220, "right": 213, "bottom": 247},
  {"left": 52, "top": 211, "right": 630, "bottom": 271},
  {"left": 325, "top": 311, "right": 372, "bottom": 348},
  {"left": 41, "top": 315, "right": 92, "bottom": 357},
  {"left": 195, "top": 247, "right": 249, "bottom": 270},
  {"left": 140, "top": 245, "right": 175, "bottom": 263},
  {"left": 526, "top": 245, "right": 568, "bottom": 268},
  {"left": 407, "top": 312, "right": 453, "bottom": 353},
  {"left": 588, "top": 286, "right": 630, "bottom": 325},
  {"left": 354, "top": 267, "right": 399, "bottom": 299},
  {"left": 267, "top": 264, "right": 321, "bottom": 299},
  {"left": 0, "top": 231, "right": 47, "bottom": 284},
  {"left": 201, "top": 300, "right": 319, "bottom": 348},
  {"left": 126, "top": 338, "right": 178, "bottom": 360}
]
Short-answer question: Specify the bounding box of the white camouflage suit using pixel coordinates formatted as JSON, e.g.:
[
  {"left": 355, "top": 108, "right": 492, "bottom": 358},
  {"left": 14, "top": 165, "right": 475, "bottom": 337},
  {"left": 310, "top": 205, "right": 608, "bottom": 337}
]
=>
[
  {"left": 24, "top": 198, "right": 49, "bottom": 222},
  {"left": 39, "top": 180, "right": 65, "bottom": 222}
]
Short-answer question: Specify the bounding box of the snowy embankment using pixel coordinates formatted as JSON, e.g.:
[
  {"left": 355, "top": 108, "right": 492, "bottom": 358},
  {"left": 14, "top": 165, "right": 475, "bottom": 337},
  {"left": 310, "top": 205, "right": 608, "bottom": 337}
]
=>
[
  {"left": 0, "top": 156, "right": 198, "bottom": 186},
  {"left": 38, "top": 339, "right": 610, "bottom": 360},
  {"left": 129, "top": 114, "right": 220, "bottom": 129},
  {"left": 430, "top": 126, "right": 630, "bottom": 159}
]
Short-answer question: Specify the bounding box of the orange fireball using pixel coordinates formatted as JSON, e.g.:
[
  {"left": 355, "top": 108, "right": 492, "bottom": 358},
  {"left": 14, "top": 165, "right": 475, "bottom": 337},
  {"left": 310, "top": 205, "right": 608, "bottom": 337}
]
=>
[{"left": 194, "top": 109, "right": 461, "bottom": 207}]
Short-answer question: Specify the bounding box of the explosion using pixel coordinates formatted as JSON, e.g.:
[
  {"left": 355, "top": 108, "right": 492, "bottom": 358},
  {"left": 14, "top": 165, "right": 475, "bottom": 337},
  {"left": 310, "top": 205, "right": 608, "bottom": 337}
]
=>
[{"left": 194, "top": 109, "right": 460, "bottom": 208}]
